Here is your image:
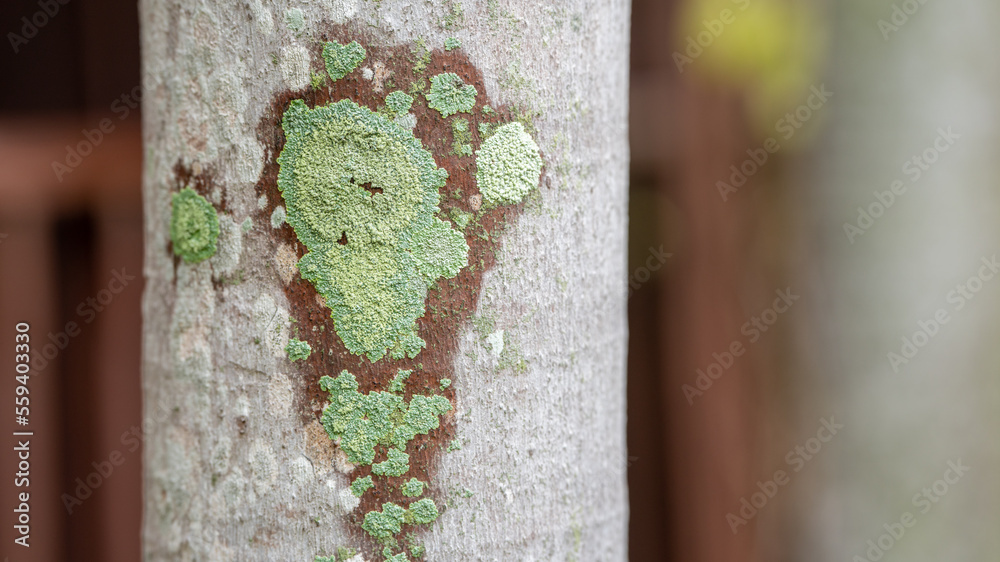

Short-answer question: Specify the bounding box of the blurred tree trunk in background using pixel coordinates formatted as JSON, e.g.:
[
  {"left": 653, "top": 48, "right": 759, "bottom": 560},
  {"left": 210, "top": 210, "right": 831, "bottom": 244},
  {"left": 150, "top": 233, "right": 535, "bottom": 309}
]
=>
[
  {"left": 797, "top": 1, "right": 1000, "bottom": 560},
  {"left": 139, "top": 0, "right": 629, "bottom": 560}
]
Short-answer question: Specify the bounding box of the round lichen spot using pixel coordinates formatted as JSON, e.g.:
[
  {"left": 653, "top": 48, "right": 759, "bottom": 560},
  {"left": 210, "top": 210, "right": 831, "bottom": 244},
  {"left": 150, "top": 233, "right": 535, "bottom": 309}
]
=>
[
  {"left": 270, "top": 205, "right": 286, "bottom": 228},
  {"left": 385, "top": 90, "right": 414, "bottom": 115},
  {"left": 444, "top": 37, "right": 461, "bottom": 51},
  {"left": 323, "top": 40, "right": 366, "bottom": 81},
  {"left": 351, "top": 475, "right": 374, "bottom": 497},
  {"left": 277, "top": 99, "right": 468, "bottom": 361},
  {"left": 426, "top": 73, "right": 477, "bottom": 117},
  {"left": 285, "top": 338, "right": 312, "bottom": 361},
  {"left": 362, "top": 502, "right": 407, "bottom": 542},
  {"left": 401, "top": 478, "right": 425, "bottom": 497},
  {"left": 475, "top": 122, "right": 543, "bottom": 207},
  {"left": 170, "top": 187, "right": 220, "bottom": 263},
  {"left": 407, "top": 498, "right": 439, "bottom": 525}
]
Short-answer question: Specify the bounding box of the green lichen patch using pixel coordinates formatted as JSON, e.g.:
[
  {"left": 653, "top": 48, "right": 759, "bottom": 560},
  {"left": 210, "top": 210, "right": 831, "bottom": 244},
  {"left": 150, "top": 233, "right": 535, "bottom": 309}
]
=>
[
  {"left": 311, "top": 70, "right": 328, "bottom": 90},
  {"left": 408, "top": 538, "right": 425, "bottom": 558},
  {"left": 170, "top": 187, "right": 220, "bottom": 264},
  {"left": 319, "top": 370, "right": 452, "bottom": 466},
  {"left": 444, "top": 37, "right": 461, "bottom": 51},
  {"left": 385, "top": 90, "right": 414, "bottom": 115},
  {"left": 363, "top": 502, "right": 407, "bottom": 543},
  {"left": 477, "top": 121, "right": 495, "bottom": 139},
  {"left": 451, "top": 117, "right": 472, "bottom": 157},
  {"left": 351, "top": 475, "right": 375, "bottom": 497},
  {"left": 277, "top": 98, "right": 469, "bottom": 361},
  {"left": 389, "top": 369, "right": 412, "bottom": 393},
  {"left": 406, "top": 498, "right": 439, "bottom": 525},
  {"left": 383, "top": 548, "right": 409, "bottom": 562},
  {"left": 361, "top": 499, "right": 440, "bottom": 548},
  {"left": 412, "top": 37, "right": 431, "bottom": 75},
  {"left": 426, "top": 73, "right": 477, "bottom": 117},
  {"left": 323, "top": 40, "right": 366, "bottom": 81},
  {"left": 372, "top": 448, "right": 410, "bottom": 477},
  {"left": 448, "top": 208, "right": 472, "bottom": 232},
  {"left": 286, "top": 338, "right": 312, "bottom": 361},
  {"left": 476, "top": 122, "right": 542, "bottom": 206},
  {"left": 439, "top": 378, "right": 452, "bottom": 390},
  {"left": 442, "top": 1, "right": 464, "bottom": 29},
  {"left": 401, "top": 478, "right": 425, "bottom": 497}
]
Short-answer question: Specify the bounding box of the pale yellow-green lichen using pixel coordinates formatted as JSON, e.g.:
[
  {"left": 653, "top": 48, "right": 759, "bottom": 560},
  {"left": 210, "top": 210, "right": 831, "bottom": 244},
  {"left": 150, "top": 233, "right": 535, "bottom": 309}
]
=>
[
  {"left": 323, "top": 40, "right": 365, "bottom": 81},
  {"left": 170, "top": 187, "right": 219, "bottom": 264},
  {"left": 277, "top": 99, "right": 468, "bottom": 361},
  {"left": 285, "top": 338, "right": 312, "bottom": 361},
  {"left": 401, "top": 478, "right": 425, "bottom": 497},
  {"left": 385, "top": 90, "right": 414, "bottom": 115},
  {"left": 476, "top": 122, "right": 542, "bottom": 206},
  {"left": 426, "top": 73, "right": 477, "bottom": 117},
  {"left": 350, "top": 475, "right": 374, "bottom": 497},
  {"left": 319, "top": 369, "right": 451, "bottom": 466}
]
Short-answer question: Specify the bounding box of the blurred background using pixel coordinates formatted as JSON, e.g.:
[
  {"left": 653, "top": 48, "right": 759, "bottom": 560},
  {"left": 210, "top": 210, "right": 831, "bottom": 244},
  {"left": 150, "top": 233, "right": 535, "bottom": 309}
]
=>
[{"left": 2, "top": 0, "right": 999, "bottom": 560}]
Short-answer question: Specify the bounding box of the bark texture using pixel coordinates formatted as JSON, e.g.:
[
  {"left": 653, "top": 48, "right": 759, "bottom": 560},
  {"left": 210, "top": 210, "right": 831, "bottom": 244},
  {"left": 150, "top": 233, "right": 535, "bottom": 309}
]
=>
[{"left": 140, "top": 0, "right": 630, "bottom": 560}]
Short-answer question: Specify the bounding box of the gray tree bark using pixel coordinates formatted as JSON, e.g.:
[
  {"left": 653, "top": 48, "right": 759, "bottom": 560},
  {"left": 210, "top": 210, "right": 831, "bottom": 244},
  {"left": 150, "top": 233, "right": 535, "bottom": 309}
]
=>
[{"left": 139, "top": 0, "right": 630, "bottom": 560}]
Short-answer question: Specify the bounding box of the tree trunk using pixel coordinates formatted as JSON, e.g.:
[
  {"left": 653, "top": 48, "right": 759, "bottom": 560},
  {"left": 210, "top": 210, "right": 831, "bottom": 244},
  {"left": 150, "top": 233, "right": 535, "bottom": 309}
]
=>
[
  {"left": 797, "top": 1, "right": 1000, "bottom": 560},
  {"left": 139, "top": 1, "right": 630, "bottom": 560}
]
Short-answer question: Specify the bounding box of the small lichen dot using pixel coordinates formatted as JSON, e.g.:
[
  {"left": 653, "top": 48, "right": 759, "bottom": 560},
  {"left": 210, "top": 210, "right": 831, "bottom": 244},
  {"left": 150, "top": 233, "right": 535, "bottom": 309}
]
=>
[
  {"left": 270, "top": 205, "right": 286, "bottom": 228},
  {"left": 385, "top": 90, "right": 414, "bottom": 115},
  {"left": 323, "top": 40, "right": 366, "bottom": 81},
  {"left": 350, "top": 475, "right": 374, "bottom": 497},
  {"left": 372, "top": 448, "right": 410, "bottom": 477},
  {"left": 285, "top": 338, "right": 312, "bottom": 361},
  {"left": 401, "top": 478, "right": 425, "bottom": 497},
  {"left": 475, "top": 122, "right": 542, "bottom": 207},
  {"left": 170, "top": 187, "right": 220, "bottom": 264},
  {"left": 444, "top": 37, "right": 461, "bottom": 51},
  {"left": 407, "top": 498, "right": 439, "bottom": 525},
  {"left": 426, "top": 72, "right": 477, "bottom": 117}
]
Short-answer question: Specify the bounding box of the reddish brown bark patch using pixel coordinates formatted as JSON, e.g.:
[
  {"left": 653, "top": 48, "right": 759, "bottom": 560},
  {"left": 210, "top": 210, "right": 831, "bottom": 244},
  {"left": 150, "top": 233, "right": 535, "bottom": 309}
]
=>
[{"left": 253, "top": 29, "right": 529, "bottom": 559}]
